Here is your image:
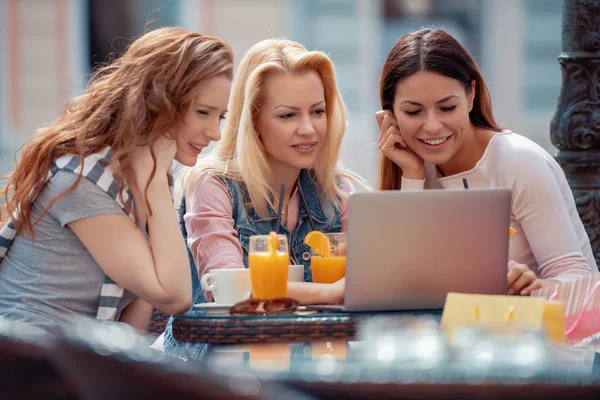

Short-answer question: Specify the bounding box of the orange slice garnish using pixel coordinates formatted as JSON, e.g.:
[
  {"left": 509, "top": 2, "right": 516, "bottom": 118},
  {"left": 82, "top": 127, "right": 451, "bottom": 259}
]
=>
[
  {"left": 267, "top": 231, "right": 280, "bottom": 254},
  {"left": 509, "top": 227, "right": 517, "bottom": 237},
  {"left": 304, "top": 231, "right": 331, "bottom": 257}
]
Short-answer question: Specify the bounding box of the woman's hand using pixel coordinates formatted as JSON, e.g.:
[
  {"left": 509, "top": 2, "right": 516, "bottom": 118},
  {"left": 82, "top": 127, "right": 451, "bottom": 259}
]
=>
[
  {"left": 130, "top": 135, "right": 177, "bottom": 191},
  {"left": 507, "top": 260, "right": 549, "bottom": 296},
  {"left": 376, "top": 110, "right": 424, "bottom": 180},
  {"left": 286, "top": 278, "right": 345, "bottom": 305},
  {"left": 328, "top": 277, "right": 345, "bottom": 305}
]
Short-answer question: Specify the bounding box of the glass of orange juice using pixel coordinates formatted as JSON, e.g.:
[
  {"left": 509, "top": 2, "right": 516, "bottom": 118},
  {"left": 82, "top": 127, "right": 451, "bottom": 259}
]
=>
[
  {"left": 311, "top": 232, "right": 346, "bottom": 284},
  {"left": 248, "top": 234, "right": 289, "bottom": 299}
]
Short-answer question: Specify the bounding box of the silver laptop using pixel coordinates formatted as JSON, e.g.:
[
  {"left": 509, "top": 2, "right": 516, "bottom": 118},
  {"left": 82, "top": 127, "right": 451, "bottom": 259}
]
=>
[{"left": 343, "top": 189, "right": 511, "bottom": 312}]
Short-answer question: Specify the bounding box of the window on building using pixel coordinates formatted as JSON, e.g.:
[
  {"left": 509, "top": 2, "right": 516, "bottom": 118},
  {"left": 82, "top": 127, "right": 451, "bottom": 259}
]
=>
[
  {"left": 381, "top": 0, "right": 483, "bottom": 62},
  {"left": 522, "top": 0, "right": 562, "bottom": 112},
  {"left": 87, "top": 0, "right": 180, "bottom": 68},
  {"left": 289, "top": 0, "right": 361, "bottom": 112}
]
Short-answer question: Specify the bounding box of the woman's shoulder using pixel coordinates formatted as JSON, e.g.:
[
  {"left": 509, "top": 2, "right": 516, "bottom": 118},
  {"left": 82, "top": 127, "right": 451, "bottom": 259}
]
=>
[
  {"left": 487, "top": 131, "right": 563, "bottom": 183},
  {"left": 187, "top": 174, "right": 231, "bottom": 198},
  {"left": 490, "top": 131, "right": 555, "bottom": 163},
  {"left": 179, "top": 158, "right": 239, "bottom": 196},
  {"left": 38, "top": 170, "right": 125, "bottom": 223},
  {"left": 334, "top": 169, "right": 368, "bottom": 193},
  {"left": 46, "top": 170, "right": 116, "bottom": 201}
]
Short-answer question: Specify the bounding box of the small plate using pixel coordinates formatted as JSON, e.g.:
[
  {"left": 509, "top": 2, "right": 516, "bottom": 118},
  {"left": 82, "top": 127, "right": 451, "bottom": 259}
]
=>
[{"left": 193, "top": 303, "right": 233, "bottom": 316}]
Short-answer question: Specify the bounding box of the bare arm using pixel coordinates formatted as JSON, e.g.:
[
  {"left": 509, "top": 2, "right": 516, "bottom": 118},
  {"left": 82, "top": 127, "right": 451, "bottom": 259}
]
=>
[
  {"left": 69, "top": 176, "right": 192, "bottom": 315},
  {"left": 510, "top": 151, "right": 593, "bottom": 281},
  {"left": 119, "top": 297, "right": 153, "bottom": 332},
  {"left": 287, "top": 280, "right": 344, "bottom": 305}
]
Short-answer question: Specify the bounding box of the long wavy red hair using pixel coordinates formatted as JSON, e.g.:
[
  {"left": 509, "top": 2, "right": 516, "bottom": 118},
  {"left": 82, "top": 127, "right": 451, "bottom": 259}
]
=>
[{"left": 1, "top": 27, "right": 233, "bottom": 235}]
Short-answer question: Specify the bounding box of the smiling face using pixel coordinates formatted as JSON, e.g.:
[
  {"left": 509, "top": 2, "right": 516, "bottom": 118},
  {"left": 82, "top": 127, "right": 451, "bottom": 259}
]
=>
[
  {"left": 172, "top": 74, "right": 232, "bottom": 166},
  {"left": 393, "top": 70, "right": 476, "bottom": 170},
  {"left": 256, "top": 71, "right": 327, "bottom": 174}
]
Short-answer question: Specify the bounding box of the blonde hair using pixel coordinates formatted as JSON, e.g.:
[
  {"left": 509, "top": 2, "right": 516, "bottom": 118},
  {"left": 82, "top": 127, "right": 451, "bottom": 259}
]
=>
[
  {"left": 1, "top": 27, "right": 234, "bottom": 234},
  {"left": 179, "top": 38, "right": 362, "bottom": 217}
]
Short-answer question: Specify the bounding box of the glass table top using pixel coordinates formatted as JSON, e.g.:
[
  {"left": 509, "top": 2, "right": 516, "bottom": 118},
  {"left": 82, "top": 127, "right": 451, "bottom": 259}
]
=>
[{"left": 187, "top": 316, "right": 600, "bottom": 387}]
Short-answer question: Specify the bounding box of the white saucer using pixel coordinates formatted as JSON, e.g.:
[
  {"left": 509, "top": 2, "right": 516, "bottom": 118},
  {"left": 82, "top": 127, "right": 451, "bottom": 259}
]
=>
[{"left": 193, "top": 303, "right": 233, "bottom": 316}]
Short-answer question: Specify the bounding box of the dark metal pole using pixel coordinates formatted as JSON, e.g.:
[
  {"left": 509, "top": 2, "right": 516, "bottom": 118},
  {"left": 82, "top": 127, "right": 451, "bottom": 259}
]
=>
[{"left": 550, "top": 0, "right": 600, "bottom": 269}]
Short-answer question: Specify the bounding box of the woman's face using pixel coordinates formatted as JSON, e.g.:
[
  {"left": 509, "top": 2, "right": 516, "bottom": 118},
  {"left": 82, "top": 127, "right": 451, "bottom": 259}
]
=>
[
  {"left": 173, "top": 74, "right": 232, "bottom": 166},
  {"left": 392, "top": 70, "right": 475, "bottom": 169},
  {"left": 256, "top": 71, "right": 328, "bottom": 173}
]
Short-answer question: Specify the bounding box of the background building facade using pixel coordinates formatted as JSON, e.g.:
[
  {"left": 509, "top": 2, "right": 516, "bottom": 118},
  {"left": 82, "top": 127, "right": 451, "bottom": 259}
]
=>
[{"left": 0, "top": 0, "right": 563, "bottom": 184}]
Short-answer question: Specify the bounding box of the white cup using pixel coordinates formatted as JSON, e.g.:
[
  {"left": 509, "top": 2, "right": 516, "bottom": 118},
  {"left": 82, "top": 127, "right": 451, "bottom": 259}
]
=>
[
  {"left": 288, "top": 265, "right": 305, "bottom": 282},
  {"left": 200, "top": 268, "right": 251, "bottom": 305}
]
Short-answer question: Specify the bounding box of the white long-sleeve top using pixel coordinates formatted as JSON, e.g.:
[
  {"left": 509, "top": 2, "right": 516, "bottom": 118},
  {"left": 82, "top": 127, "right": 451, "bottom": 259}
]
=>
[{"left": 401, "top": 131, "right": 596, "bottom": 282}]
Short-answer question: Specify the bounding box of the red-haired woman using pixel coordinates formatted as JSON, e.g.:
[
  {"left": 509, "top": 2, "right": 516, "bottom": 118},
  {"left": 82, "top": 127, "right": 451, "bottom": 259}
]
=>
[{"left": 0, "top": 27, "right": 233, "bottom": 337}]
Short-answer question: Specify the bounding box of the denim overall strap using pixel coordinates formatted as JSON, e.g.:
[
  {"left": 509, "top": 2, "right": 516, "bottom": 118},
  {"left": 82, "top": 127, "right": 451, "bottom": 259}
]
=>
[{"left": 177, "top": 197, "right": 207, "bottom": 305}]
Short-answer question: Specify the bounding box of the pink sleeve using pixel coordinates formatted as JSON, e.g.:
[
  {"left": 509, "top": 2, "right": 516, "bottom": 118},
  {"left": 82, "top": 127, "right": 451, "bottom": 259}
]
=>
[
  {"left": 339, "top": 177, "right": 357, "bottom": 232},
  {"left": 184, "top": 176, "right": 245, "bottom": 300}
]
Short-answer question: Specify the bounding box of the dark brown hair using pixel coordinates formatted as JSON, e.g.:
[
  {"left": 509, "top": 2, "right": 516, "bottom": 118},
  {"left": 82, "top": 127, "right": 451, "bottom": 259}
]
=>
[{"left": 378, "top": 28, "right": 501, "bottom": 190}]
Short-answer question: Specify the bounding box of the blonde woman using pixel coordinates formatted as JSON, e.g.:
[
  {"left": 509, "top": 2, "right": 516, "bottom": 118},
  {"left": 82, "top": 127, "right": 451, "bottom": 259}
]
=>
[
  {"left": 0, "top": 27, "right": 233, "bottom": 337},
  {"left": 182, "top": 38, "right": 366, "bottom": 302},
  {"left": 159, "top": 38, "right": 363, "bottom": 357}
]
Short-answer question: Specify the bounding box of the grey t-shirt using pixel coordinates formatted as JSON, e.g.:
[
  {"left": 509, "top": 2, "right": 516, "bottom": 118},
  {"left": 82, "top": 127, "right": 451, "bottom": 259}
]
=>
[{"left": 0, "top": 170, "right": 136, "bottom": 334}]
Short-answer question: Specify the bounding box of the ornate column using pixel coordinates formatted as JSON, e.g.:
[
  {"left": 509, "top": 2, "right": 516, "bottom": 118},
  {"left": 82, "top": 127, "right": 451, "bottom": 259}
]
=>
[{"left": 551, "top": 0, "right": 600, "bottom": 269}]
